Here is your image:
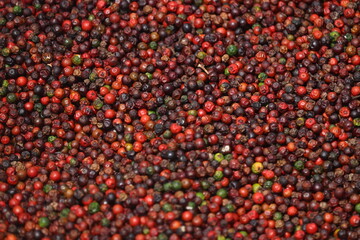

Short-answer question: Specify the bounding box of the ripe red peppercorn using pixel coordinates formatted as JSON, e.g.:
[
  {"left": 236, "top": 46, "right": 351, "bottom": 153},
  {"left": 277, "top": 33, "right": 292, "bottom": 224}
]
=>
[
  {"left": 252, "top": 192, "right": 264, "bottom": 204},
  {"left": 16, "top": 76, "right": 28, "bottom": 87},
  {"left": 50, "top": 171, "right": 61, "bottom": 182},
  {"left": 294, "top": 230, "right": 305, "bottom": 240},
  {"left": 305, "top": 223, "right": 318, "bottom": 234},
  {"left": 349, "top": 215, "right": 360, "bottom": 227},
  {"left": 324, "top": 213, "right": 334, "bottom": 223},
  {"left": 24, "top": 102, "right": 34, "bottom": 111},
  {"left": 351, "top": 86, "right": 360, "bottom": 96},
  {"left": 170, "top": 123, "right": 182, "bottom": 134},
  {"left": 112, "top": 204, "right": 124, "bottom": 215},
  {"left": 228, "top": 64, "right": 239, "bottom": 74},
  {"left": 104, "top": 109, "right": 116, "bottom": 119},
  {"left": 27, "top": 166, "right": 38, "bottom": 178},
  {"left": 1, "top": 136, "right": 10, "bottom": 145},
  {"left": 129, "top": 216, "right": 140, "bottom": 227},
  {"left": 272, "top": 183, "right": 283, "bottom": 193},
  {"left": 0, "top": 1, "right": 358, "bottom": 239},
  {"left": 81, "top": 20, "right": 93, "bottom": 31},
  {"left": 104, "top": 93, "right": 116, "bottom": 104},
  {"left": 299, "top": 72, "right": 309, "bottom": 82},
  {"left": 86, "top": 90, "right": 98, "bottom": 101},
  {"left": 287, "top": 206, "right": 298, "bottom": 216},
  {"left": 181, "top": 211, "right": 193, "bottom": 222}
]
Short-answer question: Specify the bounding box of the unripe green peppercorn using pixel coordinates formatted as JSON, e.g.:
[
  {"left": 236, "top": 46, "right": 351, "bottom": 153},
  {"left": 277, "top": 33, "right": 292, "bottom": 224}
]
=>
[
  {"left": 39, "top": 217, "right": 50, "bottom": 228},
  {"left": 226, "top": 45, "right": 238, "bottom": 56},
  {"left": 88, "top": 202, "right": 100, "bottom": 214}
]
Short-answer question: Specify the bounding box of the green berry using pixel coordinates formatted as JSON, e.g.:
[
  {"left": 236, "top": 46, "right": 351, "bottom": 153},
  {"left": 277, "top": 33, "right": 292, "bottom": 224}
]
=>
[
  {"left": 70, "top": 158, "right": 77, "bottom": 166},
  {"left": 91, "top": 39, "right": 100, "bottom": 48},
  {"left": 187, "top": 202, "right": 196, "bottom": 210},
  {"left": 171, "top": 180, "right": 182, "bottom": 191},
  {"left": 344, "top": 33, "right": 353, "bottom": 41},
  {"left": 158, "top": 233, "right": 168, "bottom": 240},
  {"left": 0, "top": 87, "right": 7, "bottom": 97},
  {"left": 214, "top": 153, "right": 224, "bottom": 162},
  {"left": 162, "top": 203, "right": 172, "bottom": 212},
  {"left": 264, "top": 180, "right": 273, "bottom": 189},
  {"left": 163, "top": 182, "right": 172, "bottom": 192},
  {"left": 258, "top": 72, "right": 267, "bottom": 81},
  {"left": 99, "top": 183, "right": 108, "bottom": 192},
  {"left": 353, "top": 118, "right": 360, "bottom": 127},
  {"left": 213, "top": 170, "right": 224, "bottom": 181},
  {"left": 252, "top": 183, "right": 261, "bottom": 193},
  {"left": 163, "top": 130, "right": 172, "bottom": 139},
  {"left": 43, "top": 184, "right": 52, "bottom": 193},
  {"left": 39, "top": 217, "right": 50, "bottom": 228},
  {"left": 1, "top": 48, "right": 10, "bottom": 57},
  {"left": 88, "top": 14, "right": 95, "bottom": 21},
  {"left": 48, "top": 136, "right": 56, "bottom": 142},
  {"left": 294, "top": 160, "right": 304, "bottom": 171},
  {"left": 146, "top": 72, "right": 153, "bottom": 79},
  {"left": 6, "top": 93, "right": 17, "bottom": 103},
  {"left": 296, "top": 117, "right": 305, "bottom": 126},
  {"left": 201, "top": 181, "right": 210, "bottom": 190},
  {"left": 2, "top": 80, "right": 9, "bottom": 87},
  {"left": 251, "top": 162, "right": 264, "bottom": 174},
  {"left": 355, "top": 203, "right": 360, "bottom": 213},
  {"left": 88, "top": 202, "right": 100, "bottom": 214},
  {"left": 101, "top": 218, "right": 110, "bottom": 227},
  {"left": 330, "top": 31, "right": 340, "bottom": 40},
  {"left": 93, "top": 98, "right": 103, "bottom": 110},
  {"left": 196, "top": 192, "right": 205, "bottom": 200},
  {"left": 225, "top": 204, "right": 235, "bottom": 212},
  {"left": 13, "top": 5, "right": 22, "bottom": 15},
  {"left": 239, "top": 231, "right": 248, "bottom": 237},
  {"left": 143, "top": 228, "right": 150, "bottom": 234},
  {"left": 0, "top": 18, "right": 6, "bottom": 26},
  {"left": 273, "top": 212, "right": 283, "bottom": 220},
  {"left": 149, "top": 41, "right": 158, "bottom": 50},
  {"left": 197, "top": 51, "right": 206, "bottom": 59},
  {"left": 226, "top": 44, "right": 238, "bottom": 56},
  {"left": 188, "top": 110, "right": 197, "bottom": 116},
  {"left": 216, "top": 188, "right": 228, "bottom": 198},
  {"left": 71, "top": 54, "right": 82, "bottom": 65},
  {"left": 60, "top": 208, "right": 70, "bottom": 218},
  {"left": 279, "top": 57, "right": 286, "bottom": 65},
  {"left": 34, "top": 103, "right": 43, "bottom": 112},
  {"left": 217, "top": 236, "right": 226, "bottom": 240}
]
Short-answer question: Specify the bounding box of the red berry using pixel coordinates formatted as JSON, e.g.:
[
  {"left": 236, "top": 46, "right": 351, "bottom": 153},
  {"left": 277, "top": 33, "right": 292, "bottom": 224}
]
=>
[
  {"left": 81, "top": 20, "right": 93, "bottom": 31},
  {"left": 349, "top": 215, "right": 360, "bottom": 227},
  {"left": 50, "top": 171, "right": 61, "bottom": 182},
  {"left": 170, "top": 123, "right": 182, "bottom": 134},
  {"left": 104, "top": 93, "right": 116, "bottom": 104},
  {"left": 181, "top": 211, "right": 193, "bottom": 222},
  {"left": 16, "top": 76, "right": 28, "bottom": 86},
  {"left": 306, "top": 223, "right": 318, "bottom": 234},
  {"left": 27, "top": 166, "right": 38, "bottom": 178},
  {"left": 252, "top": 192, "right": 264, "bottom": 204},
  {"left": 129, "top": 216, "right": 140, "bottom": 227}
]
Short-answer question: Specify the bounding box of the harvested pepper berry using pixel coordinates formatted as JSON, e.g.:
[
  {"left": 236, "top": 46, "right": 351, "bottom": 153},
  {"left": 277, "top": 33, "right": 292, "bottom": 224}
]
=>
[
  {"left": 226, "top": 44, "right": 238, "bottom": 56},
  {"left": 38, "top": 217, "right": 50, "bottom": 228},
  {"left": 251, "top": 162, "right": 264, "bottom": 174},
  {"left": 0, "top": 0, "right": 359, "bottom": 240},
  {"left": 88, "top": 202, "right": 100, "bottom": 214}
]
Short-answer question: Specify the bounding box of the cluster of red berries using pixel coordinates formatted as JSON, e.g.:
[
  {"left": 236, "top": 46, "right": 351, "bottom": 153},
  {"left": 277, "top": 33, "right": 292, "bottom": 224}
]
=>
[{"left": 0, "top": 0, "right": 359, "bottom": 240}]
